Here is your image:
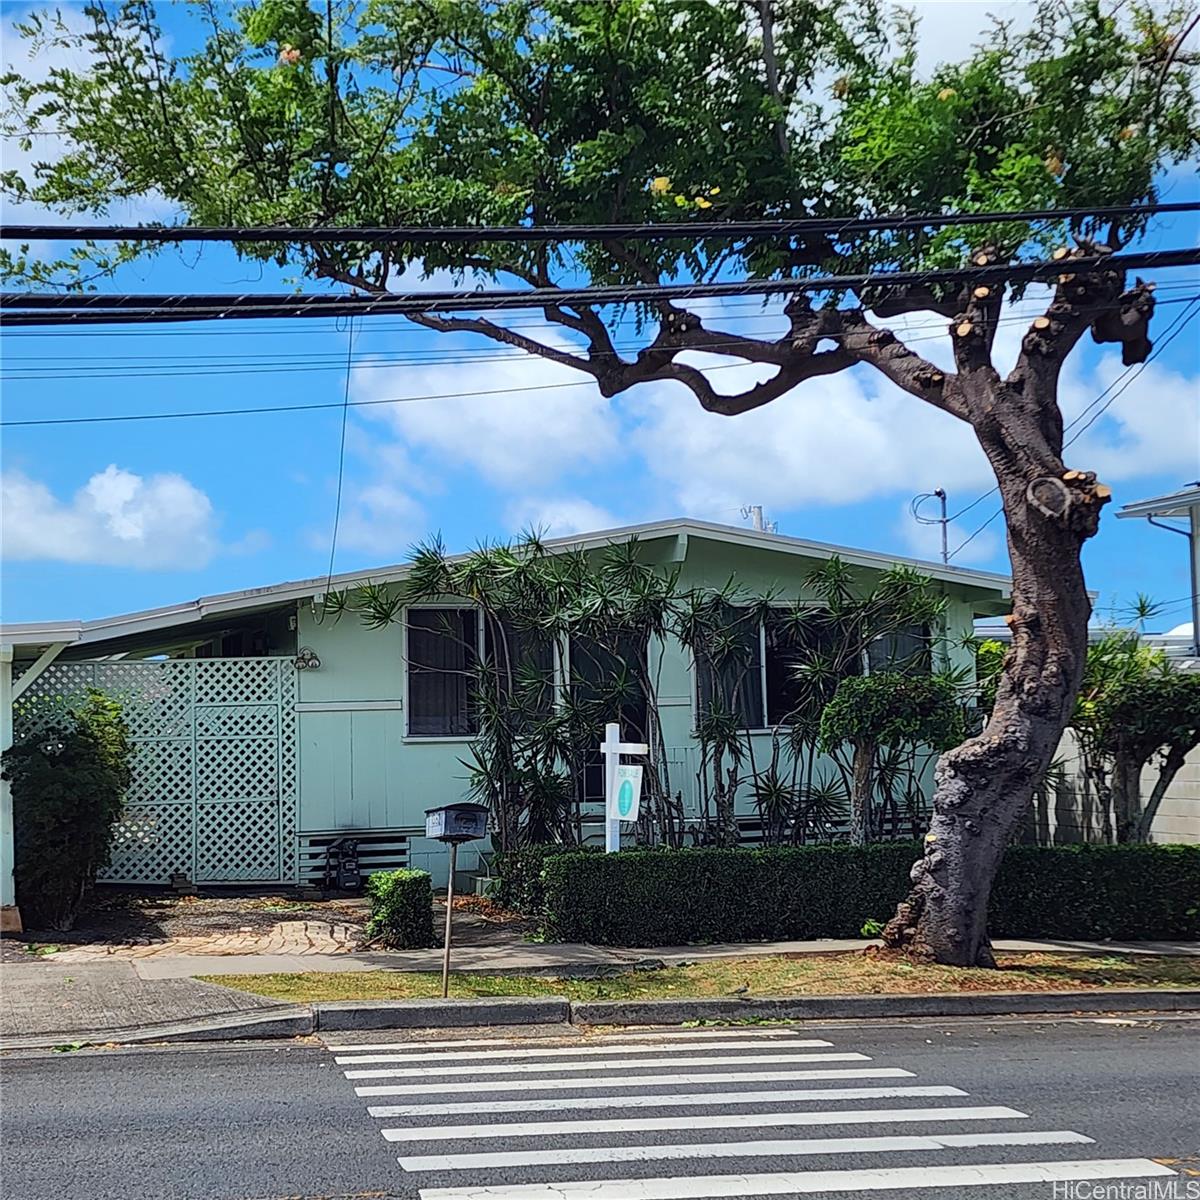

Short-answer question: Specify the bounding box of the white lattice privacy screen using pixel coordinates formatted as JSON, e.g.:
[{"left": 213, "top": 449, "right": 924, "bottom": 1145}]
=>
[{"left": 14, "top": 659, "right": 298, "bottom": 885}]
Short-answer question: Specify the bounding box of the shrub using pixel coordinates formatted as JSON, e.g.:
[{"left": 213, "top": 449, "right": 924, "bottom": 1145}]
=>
[
  {"left": 538, "top": 843, "right": 1200, "bottom": 946},
  {"left": 491, "top": 844, "right": 597, "bottom": 914},
  {"left": 365, "top": 869, "right": 437, "bottom": 948},
  {"left": 3, "top": 690, "right": 132, "bottom": 930}
]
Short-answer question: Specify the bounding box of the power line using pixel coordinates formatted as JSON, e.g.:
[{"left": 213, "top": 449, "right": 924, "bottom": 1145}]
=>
[
  {"left": 0, "top": 359, "right": 752, "bottom": 427},
  {"left": 7, "top": 292, "right": 1199, "bottom": 384},
  {"left": 7, "top": 278, "right": 1200, "bottom": 341},
  {"left": 4, "top": 247, "right": 1198, "bottom": 327},
  {"left": 3, "top": 200, "right": 1197, "bottom": 245}
]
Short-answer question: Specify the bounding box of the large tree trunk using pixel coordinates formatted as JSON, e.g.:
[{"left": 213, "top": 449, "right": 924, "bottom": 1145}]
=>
[
  {"left": 1133, "top": 746, "right": 1188, "bottom": 843},
  {"left": 849, "top": 739, "right": 876, "bottom": 846},
  {"left": 884, "top": 369, "right": 1107, "bottom": 965},
  {"left": 1111, "top": 752, "right": 1146, "bottom": 843}
]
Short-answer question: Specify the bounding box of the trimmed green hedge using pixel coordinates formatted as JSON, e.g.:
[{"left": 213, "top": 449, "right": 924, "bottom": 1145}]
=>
[
  {"left": 491, "top": 844, "right": 599, "bottom": 914},
  {"left": 365, "top": 868, "right": 437, "bottom": 948},
  {"left": 538, "top": 843, "right": 1200, "bottom": 946}
]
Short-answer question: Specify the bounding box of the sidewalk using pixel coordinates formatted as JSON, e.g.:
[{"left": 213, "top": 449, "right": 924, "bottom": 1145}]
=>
[
  {"left": 0, "top": 959, "right": 293, "bottom": 1042},
  {"left": 4, "top": 931, "right": 1196, "bottom": 1044},
  {"left": 122, "top": 935, "right": 1200, "bottom": 980}
]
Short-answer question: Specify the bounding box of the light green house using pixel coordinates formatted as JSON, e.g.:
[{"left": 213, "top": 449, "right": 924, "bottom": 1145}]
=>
[{"left": 0, "top": 519, "right": 1010, "bottom": 903}]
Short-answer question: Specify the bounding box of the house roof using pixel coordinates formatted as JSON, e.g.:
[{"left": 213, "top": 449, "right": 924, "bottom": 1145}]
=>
[
  {"left": 1, "top": 517, "right": 1013, "bottom": 655},
  {"left": 1115, "top": 485, "right": 1200, "bottom": 520}
]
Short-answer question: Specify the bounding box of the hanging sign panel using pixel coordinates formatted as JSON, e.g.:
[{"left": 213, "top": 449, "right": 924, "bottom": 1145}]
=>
[{"left": 608, "top": 764, "right": 643, "bottom": 823}]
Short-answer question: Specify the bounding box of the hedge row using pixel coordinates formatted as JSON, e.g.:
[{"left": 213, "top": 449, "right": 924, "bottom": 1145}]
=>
[
  {"left": 533, "top": 843, "right": 1200, "bottom": 946},
  {"left": 365, "top": 868, "right": 437, "bottom": 948}
]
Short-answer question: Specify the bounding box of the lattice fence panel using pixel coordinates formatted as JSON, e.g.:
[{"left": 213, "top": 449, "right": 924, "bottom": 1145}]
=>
[
  {"left": 195, "top": 741, "right": 278, "bottom": 803},
  {"left": 13, "top": 663, "right": 97, "bottom": 736},
  {"left": 16, "top": 656, "right": 298, "bottom": 885},
  {"left": 194, "top": 659, "right": 279, "bottom": 706},
  {"left": 104, "top": 803, "right": 194, "bottom": 884},
  {"left": 93, "top": 662, "right": 193, "bottom": 740},
  {"left": 196, "top": 801, "right": 280, "bottom": 881},
  {"left": 277, "top": 666, "right": 298, "bottom": 885},
  {"left": 127, "top": 740, "right": 194, "bottom": 807},
  {"left": 194, "top": 704, "right": 278, "bottom": 740}
]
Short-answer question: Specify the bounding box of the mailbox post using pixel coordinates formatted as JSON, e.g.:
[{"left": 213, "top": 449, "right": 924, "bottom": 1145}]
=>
[{"left": 424, "top": 802, "right": 489, "bottom": 998}]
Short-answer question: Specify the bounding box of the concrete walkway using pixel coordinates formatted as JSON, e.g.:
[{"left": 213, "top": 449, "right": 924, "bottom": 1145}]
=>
[
  {"left": 116, "top": 935, "right": 1200, "bottom": 980},
  {"left": 0, "top": 960, "right": 289, "bottom": 1041}
]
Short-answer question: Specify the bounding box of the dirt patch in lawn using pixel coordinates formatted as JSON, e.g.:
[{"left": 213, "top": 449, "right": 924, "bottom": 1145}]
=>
[
  {"left": 12, "top": 887, "right": 371, "bottom": 948},
  {"left": 202, "top": 951, "right": 1200, "bottom": 1004}
]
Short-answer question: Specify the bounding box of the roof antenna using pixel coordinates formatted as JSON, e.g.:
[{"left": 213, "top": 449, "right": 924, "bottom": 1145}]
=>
[{"left": 740, "top": 505, "right": 778, "bottom": 534}]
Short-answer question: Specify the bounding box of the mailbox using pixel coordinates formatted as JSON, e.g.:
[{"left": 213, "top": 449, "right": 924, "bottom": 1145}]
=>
[{"left": 425, "top": 802, "right": 489, "bottom": 844}]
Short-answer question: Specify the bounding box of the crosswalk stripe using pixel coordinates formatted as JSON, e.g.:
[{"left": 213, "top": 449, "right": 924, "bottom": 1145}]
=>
[
  {"left": 335, "top": 1038, "right": 834, "bottom": 1065},
  {"left": 398, "top": 1128, "right": 1089, "bottom": 1172},
  {"left": 355, "top": 1067, "right": 913, "bottom": 1097},
  {"left": 367, "top": 1084, "right": 968, "bottom": 1119},
  {"left": 344, "top": 1052, "right": 869, "bottom": 1080},
  {"left": 324, "top": 1028, "right": 800, "bottom": 1053},
  {"left": 381, "top": 1103, "right": 1028, "bottom": 1143},
  {"left": 416, "top": 1158, "right": 1178, "bottom": 1199}
]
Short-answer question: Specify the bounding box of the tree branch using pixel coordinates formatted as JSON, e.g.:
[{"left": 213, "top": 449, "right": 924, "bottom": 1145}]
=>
[
  {"left": 837, "top": 308, "right": 969, "bottom": 420},
  {"left": 403, "top": 310, "right": 601, "bottom": 376}
]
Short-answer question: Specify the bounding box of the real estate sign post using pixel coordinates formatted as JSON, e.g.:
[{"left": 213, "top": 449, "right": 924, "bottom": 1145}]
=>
[{"left": 599, "top": 723, "right": 648, "bottom": 853}]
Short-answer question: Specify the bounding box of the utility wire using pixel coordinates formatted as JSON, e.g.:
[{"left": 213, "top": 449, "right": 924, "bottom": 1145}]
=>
[
  {"left": 0, "top": 359, "right": 752, "bottom": 427},
  {"left": 2, "top": 200, "right": 1197, "bottom": 245},
  {"left": 7, "top": 278, "right": 1200, "bottom": 341},
  {"left": 4, "top": 247, "right": 1198, "bottom": 327},
  {"left": 7, "top": 292, "right": 1199, "bottom": 384}
]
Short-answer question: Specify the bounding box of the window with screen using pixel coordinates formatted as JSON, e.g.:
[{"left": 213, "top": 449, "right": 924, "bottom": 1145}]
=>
[{"left": 406, "top": 608, "right": 480, "bottom": 736}]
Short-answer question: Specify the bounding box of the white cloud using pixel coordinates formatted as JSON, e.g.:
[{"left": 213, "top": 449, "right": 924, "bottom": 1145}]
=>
[
  {"left": 1, "top": 465, "right": 219, "bottom": 568},
  {"left": 891, "top": 2, "right": 1036, "bottom": 78},
  {"left": 628, "top": 355, "right": 992, "bottom": 513},
  {"left": 1061, "top": 352, "right": 1200, "bottom": 485},
  {"left": 356, "top": 355, "right": 619, "bottom": 488},
  {"left": 504, "top": 496, "right": 621, "bottom": 538},
  {"left": 324, "top": 481, "right": 427, "bottom": 559},
  {"left": 1, "top": 6, "right": 177, "bottom": 227}
]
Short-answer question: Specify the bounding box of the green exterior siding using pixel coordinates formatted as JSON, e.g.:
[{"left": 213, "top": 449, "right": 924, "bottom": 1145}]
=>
[{"left": 291, "top": 531, "right": 1006, "bottom": 884}]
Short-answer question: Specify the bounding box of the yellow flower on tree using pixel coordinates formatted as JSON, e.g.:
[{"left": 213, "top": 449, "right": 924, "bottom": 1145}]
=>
[
  {"left": 649, "top": 176, "right": 671, "bottom": 195},
  {"left": 695, "top": 196, "right": 713, "bottom": 209}
]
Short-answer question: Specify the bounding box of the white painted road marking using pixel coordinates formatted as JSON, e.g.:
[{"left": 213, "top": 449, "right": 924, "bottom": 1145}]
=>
[
  {"left": 354, "top": 1066, "right": 913, "bottom": 1097},
  {"left": 381, "top": 1103, "right": 1029, "bottom": 1142},
  {"left": 416, "top": 1158, "right": 1178, "bottom": 1199},
  {"left": 334, "top": 1038, "right": 833, "bottom": 1065},
  {"left": 323, "top": 1027, "right": 800, "bottom": 1053},
  {"left": 366, "top": 1083, "right": 969, "bottom": 1119},
  {"left": 343, "top": 1051, "right": 868, "bottom": 1079},
  {"left": 399, "top": 1128, "right": 1090, "bottom": 1172}
]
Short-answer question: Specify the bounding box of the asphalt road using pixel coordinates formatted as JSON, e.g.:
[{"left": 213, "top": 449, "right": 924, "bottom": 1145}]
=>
[{"left": 2, "top": 1015, "right": 1198, "bottom": 1200}]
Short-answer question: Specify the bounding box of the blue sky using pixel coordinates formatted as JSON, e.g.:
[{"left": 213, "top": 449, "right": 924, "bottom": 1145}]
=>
[{"left": 1, "top": 2, "right": 1197, "bottom": 631}]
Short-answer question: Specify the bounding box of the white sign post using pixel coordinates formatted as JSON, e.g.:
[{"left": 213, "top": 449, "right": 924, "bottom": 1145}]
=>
[{"left": 599, "top": 721, "right": 648, "bottom": 853}]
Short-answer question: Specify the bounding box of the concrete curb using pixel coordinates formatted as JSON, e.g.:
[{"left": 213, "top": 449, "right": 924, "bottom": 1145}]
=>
[
  {"left": 313, "top": 996, "right": 570, "bottom": 1031},
  {"left": 0, "top": 1006, "right": 313, "bottom": 1051},
  {"left": 570, "top": 988, "right": 1200, "bottom": 1026},
  {"left": 5, "top": 989, "right": 1197, "bottom": 1048}
]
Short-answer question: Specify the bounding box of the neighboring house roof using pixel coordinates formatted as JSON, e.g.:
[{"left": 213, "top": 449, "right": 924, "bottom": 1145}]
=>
[
  {"left": 1, "top": 517, "right": 1013, "bottom": 655},
  {"left": 1115, "top": 485, "right": 1200, "bottom": 520}
]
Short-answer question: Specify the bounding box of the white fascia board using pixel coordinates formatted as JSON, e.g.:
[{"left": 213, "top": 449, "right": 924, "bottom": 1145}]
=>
[
  {"left": 2, "top": 518, "right": 1013, "bottom": 649},
  {"left": 0, "top": 621, "right": 83, "bottom": 653},
  {"left": 1116, "top": 488, "right": 1200, "bottom": 519}
]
